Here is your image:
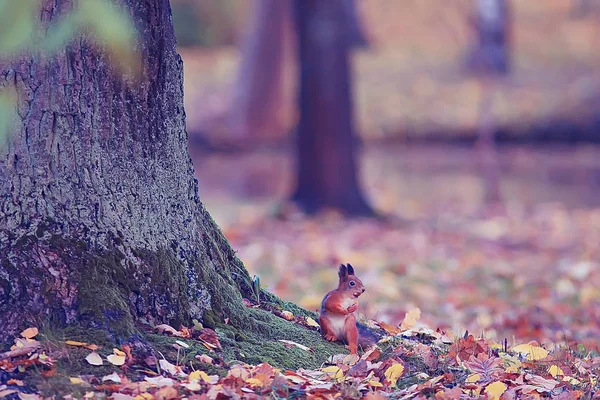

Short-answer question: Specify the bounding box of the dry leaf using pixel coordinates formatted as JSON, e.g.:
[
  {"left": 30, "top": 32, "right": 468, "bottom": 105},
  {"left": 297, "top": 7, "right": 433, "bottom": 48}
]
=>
[
  {"left": 154, "top": 324, "right": 181, "bottom": 336},
  {"left": 107, "top": 354, "right": 126, "bottom": 366},
  {"left": 465, "top": 373, "right": 481, "bottom": 383},
  {"left": 548, "top": 365, "right": 564, "bottom": 377},
  {"left": 511, "top": 344, "right": 549, "bottom": 361},
  {"left": 65, "top": 340, "right": 88, "bottom": 347},
  {"left": 384, "top": 363, "right": 404, "bottom": 386},
  {"left": 322, "top": 366, "right": 344, "bottom": 381},
  {"left": 400, "top": 308, "right": 421, "bottom": 331},
  {"left": 195, "top": 354, "right": 214, "bottom": 364},
  {"left": 102, "top": 372, "right": 122, "bottom": 383},
  {"left": 485, "top": 381, "right": 507, "bottom": 400},
  {"left": 113, "top": 348, "right": 126, "bottom": 357},
  {"left": 279, "top": 340, "right": 311, "bottom": 352},
  {"left": 281, "top": 311, "right": 294, "bottom": 321},
  {"left": 85, "top": 352, "right": 103, "bottom": 366},
  {"left": 20, "top": 327, "right": 38, "bottom": 339},
  {"left": 305, "top": 317, "right": 320, "bottom": 328}
]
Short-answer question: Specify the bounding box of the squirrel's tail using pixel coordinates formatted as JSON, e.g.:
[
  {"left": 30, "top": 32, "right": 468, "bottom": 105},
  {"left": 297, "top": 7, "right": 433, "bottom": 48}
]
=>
[{"left": 356, "top": 322, "right": 382, "bottom": 347}]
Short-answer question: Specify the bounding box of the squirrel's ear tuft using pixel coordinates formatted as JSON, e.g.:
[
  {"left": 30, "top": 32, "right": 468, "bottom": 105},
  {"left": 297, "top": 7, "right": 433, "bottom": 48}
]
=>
[
  {"left": 346, "top": 263, "right": 355, "bottom": 275},
  {"left": 338, "top": 264, "right": 348, "bottom": 280}
]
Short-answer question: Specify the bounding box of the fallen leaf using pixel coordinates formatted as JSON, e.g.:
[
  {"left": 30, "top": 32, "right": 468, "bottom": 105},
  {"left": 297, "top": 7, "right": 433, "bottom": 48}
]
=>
[
  {"left": 378, "top": 321, "right": 401, "bottom": 335},
  {"left": 485, "top": 381, "right": 507, "bottom": 400},
  {"left": 20, "top": 327, "right": 38, "bottom": 339},
  {"left": 159, "top": 359, "right": 183, "bottom": 376},
  {"left": 562, "top": 376, "right": 581, "bottom": 385},
  {"left": 85, "top": 352, "right": 103, "bottom": 366},
  {"left": 189, "top": 370, "right": 217, "bottom": 384},
  {"left": 306, "top": 317, "right": 320, "bottom": 328},
  {"left": 279, "top": 340, "right": 311, "bottom": 352},
  {"left": 174, "top": 340, "right": 190, "bottom": 349},
  {"left": 102, "top": 372, "right": 122, "bottom": 383},
  {"left": 113, "top": 348, "right": 126, "bottom": 357},
  {"left": 107, "top": 354, "right": 126, "bottom": 366},
  {"left": 548, "top": 365, "right": 564, "bottom": 377},
  {"left": 384, "top": 363, "right": 404, "bottom": 386},
  {"left": 465, "top": 373, "right": 481, "bottom": 383},
  {"left": 195, "top": 354, "right": 214, "bottom": 364},
  {"left": 144, "top": 376, "right": 175, "bottom": 386},
  {"left": 281, "top": 311, "right": 294, "bottom": 321},
  {"left": 69, "top": 377, "right": 85, "bottom": 385},
  {"left": 511, "top": 344, "right": 549, "bottom": 361},
  {"left": 65, "top": 340, "right": 88, "bottom": 347},
  {"left": 154, "top": 324, "right": 181, "bottom": 336},
  {"left": 322, "top": 366, "right": 344, "bottom": 381},
  {"left": 400, "top": 308, "right": 421, "bottom": 331}
]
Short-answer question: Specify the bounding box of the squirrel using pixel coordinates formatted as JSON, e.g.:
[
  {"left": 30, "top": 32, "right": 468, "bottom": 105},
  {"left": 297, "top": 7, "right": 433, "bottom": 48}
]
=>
[{"left": 319, "top": 263, "right": 380, "bottom": 354}]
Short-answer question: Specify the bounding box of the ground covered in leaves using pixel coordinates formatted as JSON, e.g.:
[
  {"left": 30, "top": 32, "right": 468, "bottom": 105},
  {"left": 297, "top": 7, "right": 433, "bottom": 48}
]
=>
[
  {"left": 1, "top": 314, "right": 598, "bottom": 399},
  {"left": 2, "top": 146, "right": 599, "bottom": 398}
]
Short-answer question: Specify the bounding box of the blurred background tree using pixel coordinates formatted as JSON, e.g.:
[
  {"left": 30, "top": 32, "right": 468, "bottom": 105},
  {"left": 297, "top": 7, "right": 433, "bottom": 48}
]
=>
[
  {"left": 291, "top": 0, "right": 373, "bottom": 216},
  {"left": 467, "top": 0, "right": 511, "bottom": 204}
]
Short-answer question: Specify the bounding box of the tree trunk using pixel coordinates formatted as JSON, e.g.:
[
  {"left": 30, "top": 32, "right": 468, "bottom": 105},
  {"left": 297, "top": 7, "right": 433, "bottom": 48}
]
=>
[
  {"left": 467, "top": 0, "right": 510, "bottom": 205},
  {"left": 344, "top": 0, "right": 369, "bottom": 48},
  {"left": 0, "top": 1, "right": 336, "bottom": 367},
  {"left": 229, "top": 0, "right": 290, "bottom": 142},
  {"left": 290, "top": 0, "right": 373, "bottom": 216}
]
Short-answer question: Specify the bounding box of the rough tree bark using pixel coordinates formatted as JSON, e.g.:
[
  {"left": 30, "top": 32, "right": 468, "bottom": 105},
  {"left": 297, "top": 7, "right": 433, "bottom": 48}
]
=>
[
  {"left": 291, "top": 0, "right": 374, "bottom": 216},
  {"left": 0, "top": 0, "right": 336, "bottom": 367},
  {"left": 467, "top": 0, "right": 510, "bottom": 204}
]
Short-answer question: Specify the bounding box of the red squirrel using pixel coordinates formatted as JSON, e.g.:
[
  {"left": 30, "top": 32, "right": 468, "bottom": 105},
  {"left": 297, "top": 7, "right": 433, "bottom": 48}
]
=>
[{"left": 319, "top": 263, "right": 379, "bottom": 354}]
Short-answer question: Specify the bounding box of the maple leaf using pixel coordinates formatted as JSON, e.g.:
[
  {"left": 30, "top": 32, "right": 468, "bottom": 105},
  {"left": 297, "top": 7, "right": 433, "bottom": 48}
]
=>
[
  {"left": 463, "top": 353, "right": 503, "bottom": 382},
  {"left": 448, "top": 335, "right": 488, "bottom": 364}
]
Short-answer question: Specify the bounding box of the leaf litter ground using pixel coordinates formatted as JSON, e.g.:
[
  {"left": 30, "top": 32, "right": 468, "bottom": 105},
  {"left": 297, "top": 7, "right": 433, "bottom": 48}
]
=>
[{"left": 2, "top": 146, "right": 599, "bottom": 398}]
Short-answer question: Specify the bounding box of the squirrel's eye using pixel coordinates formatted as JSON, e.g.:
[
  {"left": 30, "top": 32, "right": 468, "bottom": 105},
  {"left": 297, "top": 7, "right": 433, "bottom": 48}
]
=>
[{"left": 349, "top": 281, "right": 355, "bottom": 287}]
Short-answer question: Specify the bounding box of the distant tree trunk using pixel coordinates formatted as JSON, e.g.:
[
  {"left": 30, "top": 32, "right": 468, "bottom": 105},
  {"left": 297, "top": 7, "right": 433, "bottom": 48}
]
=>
[
  {"left": 0, "top": 0, "right": 323, "bottom": 360},
  {"left": 229, "top": 0, "right": 290, "bottom": 142},
  {"left": 291, "top": 0, "right": 374, "bottom": 216},
  {"left": 344, "top": 0, "right": 369, "bottom": 48},
  {"left": 468, "top": 0, "right": 510, "bottom": 204}
]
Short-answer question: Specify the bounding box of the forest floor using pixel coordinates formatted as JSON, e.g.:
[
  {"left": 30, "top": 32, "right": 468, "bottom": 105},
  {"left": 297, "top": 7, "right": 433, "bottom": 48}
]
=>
[{"left": 2, "top": 145, "right": 599, "bottom": 398}]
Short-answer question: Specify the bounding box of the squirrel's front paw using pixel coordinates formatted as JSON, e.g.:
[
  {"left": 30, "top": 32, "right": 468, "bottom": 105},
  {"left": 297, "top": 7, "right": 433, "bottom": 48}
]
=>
[
  {"left": 347, "top": 303, "right": 358, "bottom": 313},
  {"left": 324, "top": 334, "right": 337, "bottom": 341}
]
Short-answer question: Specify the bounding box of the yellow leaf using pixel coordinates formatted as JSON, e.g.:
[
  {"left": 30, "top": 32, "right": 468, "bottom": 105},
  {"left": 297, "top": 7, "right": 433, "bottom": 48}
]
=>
[
  {"left": 189, "top": 370, "right": 202, "bottom": 381},
  {"left": 106, "top": 354, "right": 126, "bottom": 366},
  {"left": 245, "top": 378, "right": 264, "bottom": 387},
  {"left": 134, "top": 394, "right": 154, "bottom": 400},
  {"left": 465, "top": 373, "right": 481, "bottom": 383},
  {"left": 322, "top": 366, "right": 344, "bottom": 381},
  {"left": 368, "top": 380, "right": 383, "bottom": 387},
  {"left": 400, "top": 308, "right": 421, "bottom": 331},
  {"left": 85, "top": 352, "right": 103, "bottom": 366},
  {"left": 69, "top": 377, "right": 84, "bottom": 385},
  {"left": 384, "top": 363, "right": 405, "bottom": 386},
  {"left": 306, "top": 317, "right": 320, "bottom": 328},
  {"left": 548, "top": 365, "right": 564, "bottom": 378},
  {"left": 113, "top": 348, "right": 126, "bottom": 357},
  {"left": 190, "top": 370, "right": 213, "bottom": 383},
  {"left": 65, "top": 340, "right": 88, "bottom": 347},
  {"left": 511, "top": 344, "right": 549, "bottom": 361},
  {"left": 20, "top": 327, "right": 38, "bottom": 339},
  {"left": 485, "top": 381, "right": 507, "bottom": 400},
  {"left": 563, "top": 376, "right": 581, "bottom": 385}
]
